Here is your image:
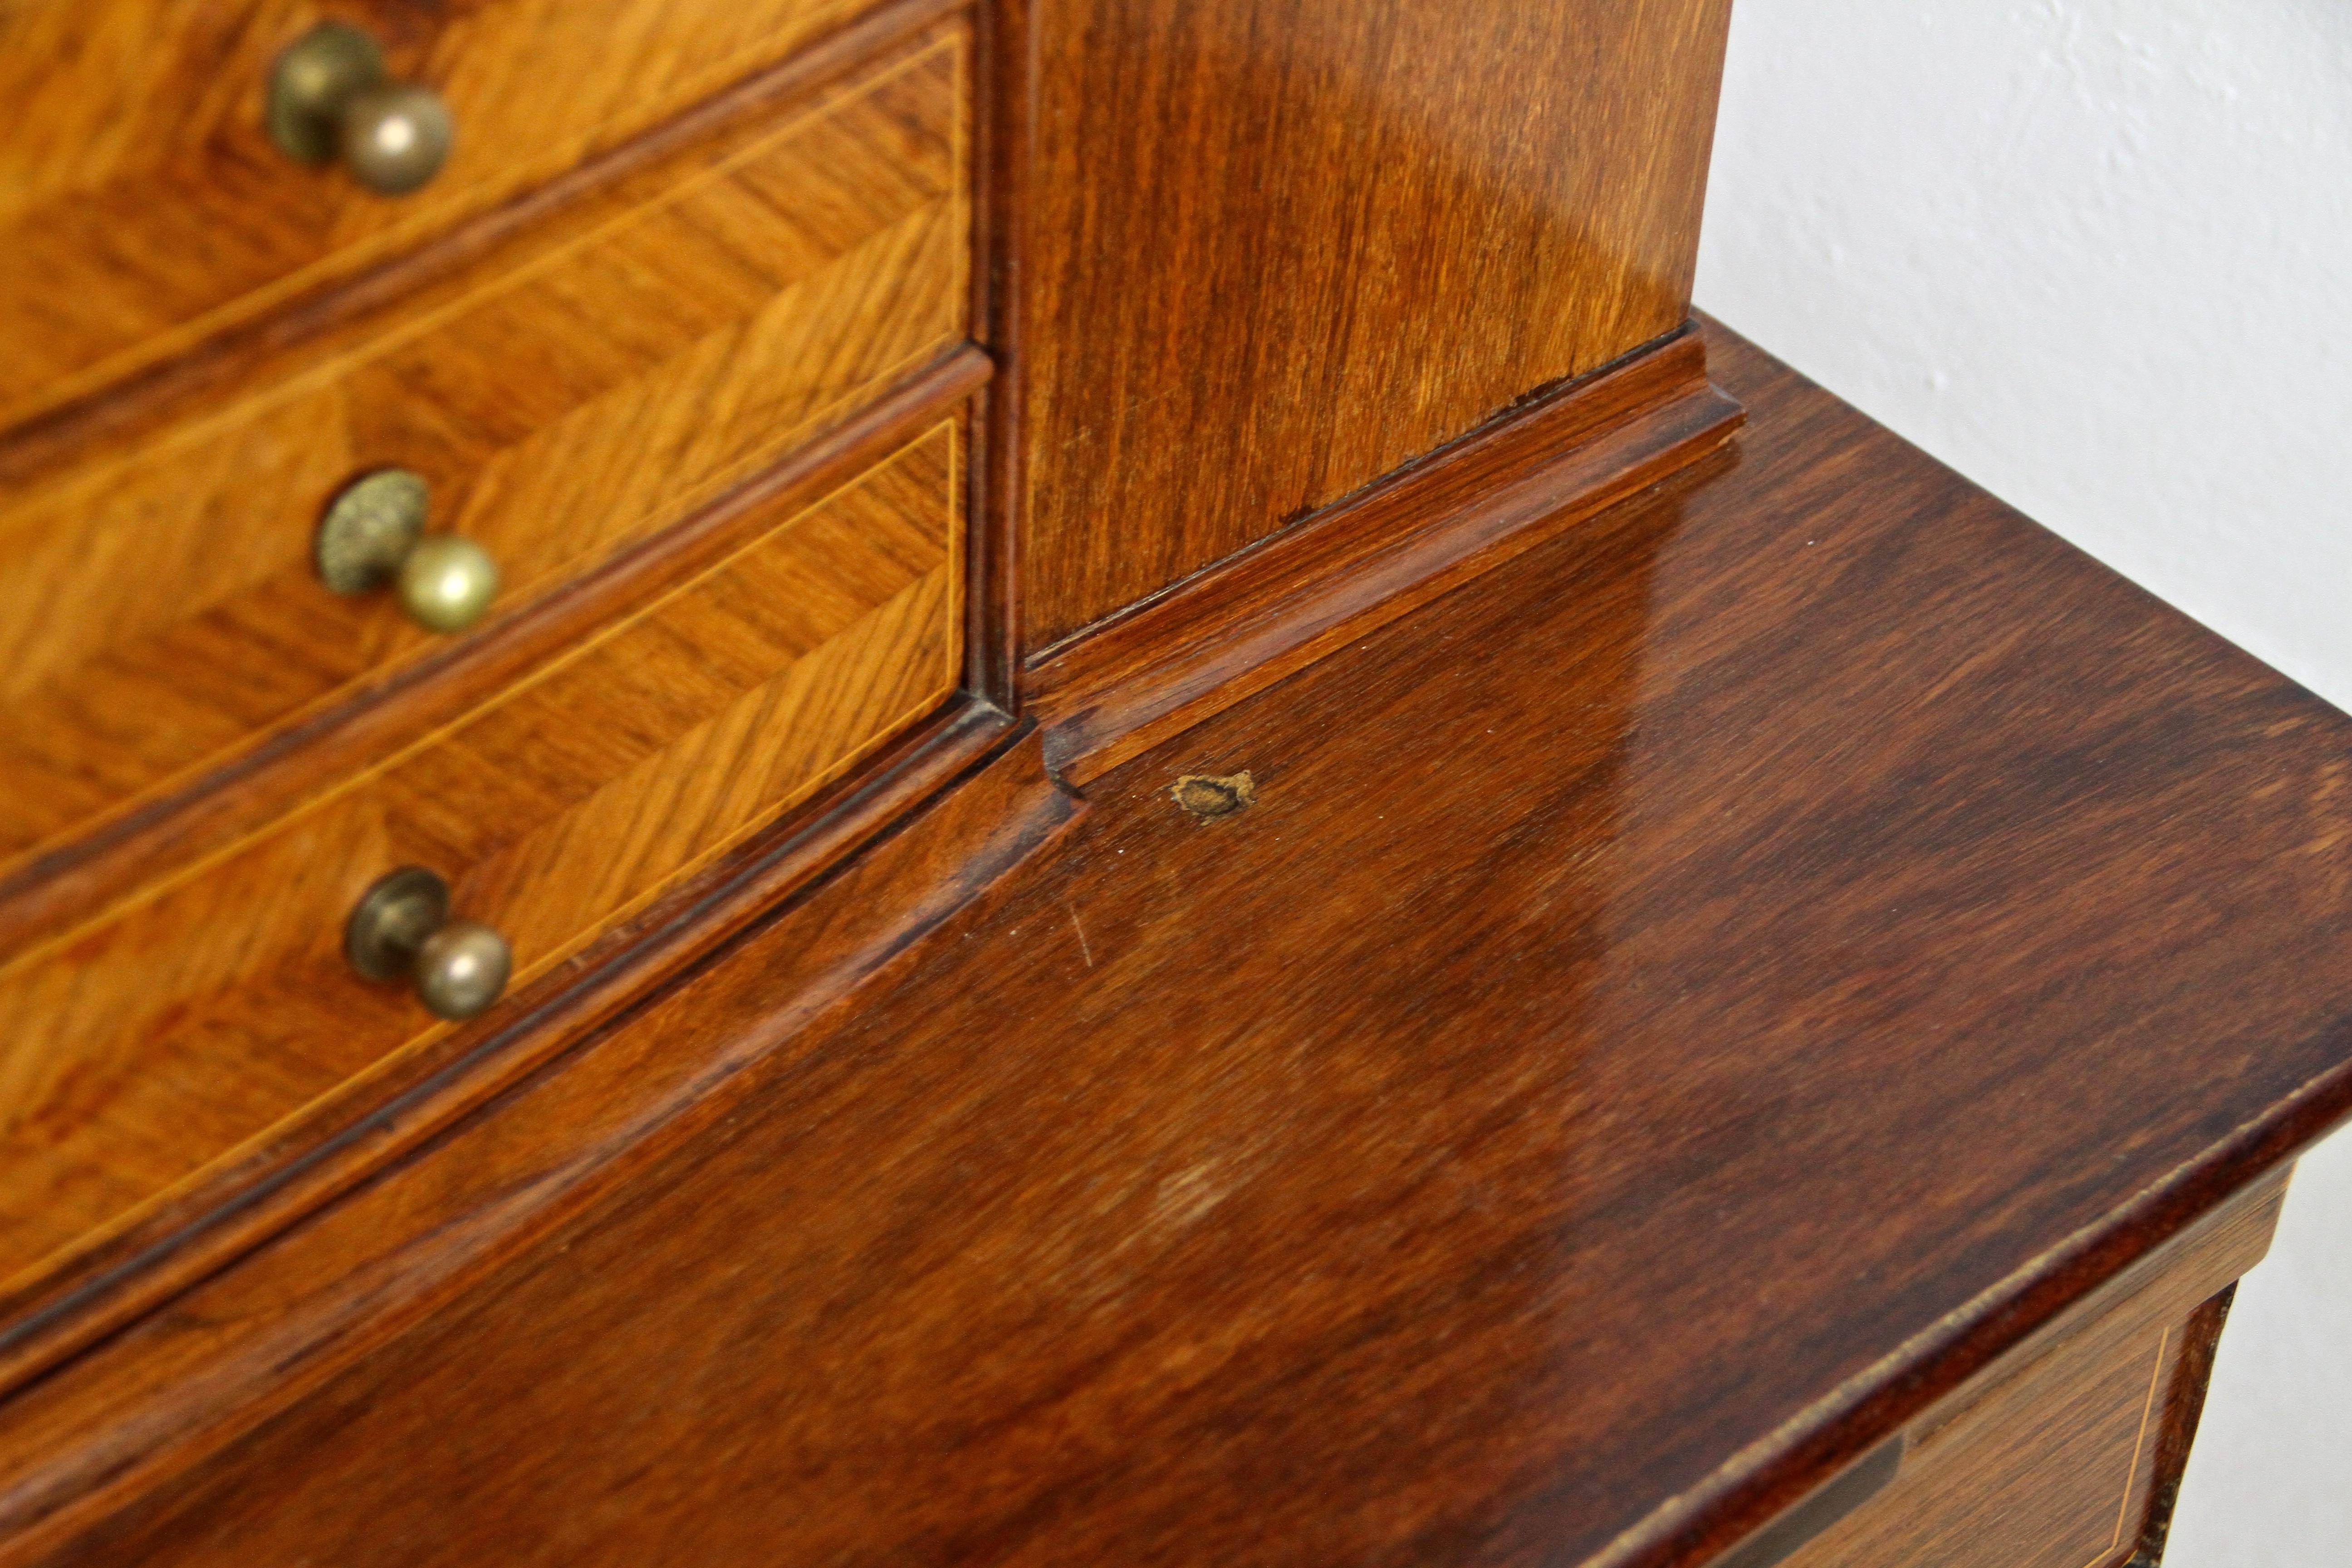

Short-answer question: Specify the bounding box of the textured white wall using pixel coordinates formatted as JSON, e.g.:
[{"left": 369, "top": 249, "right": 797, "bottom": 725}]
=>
[{"left": 1691, "top": 2, "right": 2352, "bottom": 1561}]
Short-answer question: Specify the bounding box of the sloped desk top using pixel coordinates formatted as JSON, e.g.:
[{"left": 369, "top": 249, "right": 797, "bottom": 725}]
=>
[{"left": 7, "top": 318, "right": 2349, "bottom": 1567}]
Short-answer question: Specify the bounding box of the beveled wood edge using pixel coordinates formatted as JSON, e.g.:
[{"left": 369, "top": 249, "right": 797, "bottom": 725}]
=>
[
  {"left": 1896, "top": 1171, "right": 2282, "bottom": 1467},
  {"left": 2123, "top": 1283, "right": 2238, "bottom": 1568},
  {"left": 0, "top": 691, "right": 1022, "bottom": 1404},
  {"left": 967, "top": 0, "right": 1034, "bottom": 708},
  {"left": 1023, "top": 325, "right": 1744, "bottom": 786},
  {"left": 0, "top": 0, "right": 972, "bottom": 481},
  {"left": 0, "top": 348, "right": 994, "bottom": 963},
  {"left": 1611, "top": 1112, "right": 2332, "bottom": 1568},
  {"left": 0, "top": 724, "right": 1083, "bottom": 1561}
]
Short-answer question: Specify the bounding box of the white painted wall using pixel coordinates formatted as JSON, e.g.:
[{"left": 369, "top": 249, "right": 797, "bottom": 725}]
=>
[{"left": 1692, "top": 3, "right": 2352, "bottom": 1560}]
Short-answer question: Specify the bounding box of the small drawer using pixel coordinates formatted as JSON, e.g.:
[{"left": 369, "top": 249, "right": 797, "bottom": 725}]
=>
[
  {"left": 0, "top": 0, "right": 894, "bottom": 428},
  {"left": 0, "top": 417, "right": 963, "bottom": 1290},
  {"left": 0, "top": 24, "right": 968, "bottom": 881}
]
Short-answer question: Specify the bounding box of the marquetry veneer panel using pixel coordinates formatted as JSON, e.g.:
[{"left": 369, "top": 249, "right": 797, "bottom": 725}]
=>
[
  {"left": 1786, "top": 1323, "right": 2171, "bottom": 1568},
  {"left": 0, "top": 0, "right": 893, "bottom": 430},
  {"left": 0, "top": 419, "right": 963, "bottom": 1296},
  {"left": 1773, "top": 1172, "right": 2288, "bottom": 1568},
  {"left": 0, "top": 26, "right": 967, "bottom": 883}
]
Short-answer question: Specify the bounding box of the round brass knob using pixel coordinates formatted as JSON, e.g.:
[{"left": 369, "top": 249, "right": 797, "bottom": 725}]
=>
[
  {"left": 396, "top": 534, "right": 500, "bottom": 633},
  {"left": 315, "top": 468, "right": 500, "bottom": 633},
  {"left": 346, "top": 868, "right": 513, "bottom": 1022},
  {"left": 266, "top": 23, "right": 454, "bottom": 196},
  {"left": 339, "top": 82, "right": 455, "bottom": 196},
  {"left": 412, "top": 921, "right": 512, "bottom": 1021}
]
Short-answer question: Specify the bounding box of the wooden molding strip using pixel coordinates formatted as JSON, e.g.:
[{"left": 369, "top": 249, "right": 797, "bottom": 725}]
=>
[
  {"left": 965, "top": 0, "right": 1035, "bottom": 708},
  {"left": 2126, "top": 1284, "right": 2238, "bottom": 1567},
  {"left": 1025, "top": 326, "right": 1744, "bottom": 784}
]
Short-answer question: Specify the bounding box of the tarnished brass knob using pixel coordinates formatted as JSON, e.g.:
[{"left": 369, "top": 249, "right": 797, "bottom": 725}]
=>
[
  {"left": 346, "top": 867, "right": 512, "bottom": 1022},
  {"left": 315, "top": 468, "right": 499, "bottom": 633},
  {"left": 267, "top": 23, "right": 454, "bottom": 196}
]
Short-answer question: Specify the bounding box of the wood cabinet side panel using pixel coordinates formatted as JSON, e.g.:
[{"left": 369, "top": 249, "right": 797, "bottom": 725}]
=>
[
  {"left": 1018, "top": 0, "right": 1735, "bottom": 647},
  {"left": 1769, "top": 1178, "right": 2286, "bottom": 1568}
]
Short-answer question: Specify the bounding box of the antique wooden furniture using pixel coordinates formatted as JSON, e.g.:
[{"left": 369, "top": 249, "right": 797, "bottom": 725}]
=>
[{"left": 2, "top": 2, "right": 2344, "bottom": 1565}]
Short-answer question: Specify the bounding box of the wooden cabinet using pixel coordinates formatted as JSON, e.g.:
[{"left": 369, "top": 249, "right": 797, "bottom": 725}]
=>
[
  {"left": 0, "top": 0, "right": 983, "bottom": 1362},
  {"left": 2, "top": 4, "right": 2343, "bottom": 1567}
]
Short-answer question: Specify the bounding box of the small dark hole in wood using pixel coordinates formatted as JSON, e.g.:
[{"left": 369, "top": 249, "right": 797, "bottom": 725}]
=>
[{"left": 1171, "top": 771, "right": 1257, "bottom": 821}]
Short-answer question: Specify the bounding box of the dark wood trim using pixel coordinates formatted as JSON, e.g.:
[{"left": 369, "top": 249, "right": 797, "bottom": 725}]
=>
[
  {"left": 969, "top": 0, "right": 1034, "bottom": 708},
  {"left": 0, "top": 349, "right": 993, "bottom": 963},
  {"left": 0, "top": 724, "right": 1080, "bottom": 1560},
  {"left": 0, "top": 688, "right": 1016, "bottom": 1403},
  {"left": 2126, "top": 1284, "right": 2238, "bottom": 1568},
  {"left": 1716, "top": 1437, "right": 1903, "bottom": 1568},
  {"left": 1024, "top": 327, "right": 1744, "bottom": 784},
  {"left": 0, "top": 0, "right": 971, "bottom": 482}
]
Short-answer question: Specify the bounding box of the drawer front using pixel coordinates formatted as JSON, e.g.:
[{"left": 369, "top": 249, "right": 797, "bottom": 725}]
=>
[
  {"left": 0, "top": 26, "right": 967, "bottom": 881},
  {"left": 1781, "top": 1320, "right": 2171, "bottom": 1568},
  {"left": 0, "top": 0, "right": 890, "bottom": 429},
  {"left": 0, "top": 418, "right": 963, "bottom": 1290}
]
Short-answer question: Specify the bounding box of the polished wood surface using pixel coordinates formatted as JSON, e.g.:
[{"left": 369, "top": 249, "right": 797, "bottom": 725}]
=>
[
  {"left": 1016, "top": 0, "right": 1735, "bottom": 647},
  {"left": 0, "top": 724, "right": 1079, "bottom": 1558},
  {"left": 0, "top": 0, "right": 900, "bottom": 432},
  {"left": 0, "top": 349, "right": 990, "bottom": 978},
  {"left": 0, "top": 417, "right": 964, "bottom": 1302},
  {"left": 8, "top": 320, "right": 2349, "bottom": 1567},
  {"left": 1027, "top": 328, "right": 1741, "bottom": 784},
  {"left": 2127, "top": 1285, "right": 2236, "bottom": 1568},
  {"left": 0, "top": 23, "right": 968, "bottom": 892}
]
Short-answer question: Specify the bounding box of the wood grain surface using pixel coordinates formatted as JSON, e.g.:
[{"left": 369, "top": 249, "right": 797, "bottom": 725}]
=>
[
  {"left": 0, "top": 23, "right": 969, "bottom": 890},
  {"left": 0, "top": 722, "right": 1082, "bottom": 1562},
  {"left": 2122, "top": 1286, "right": 2235, "bottom": 1568},
  {"left": 0, "top": 348, "right": 990, "bottom": 975},
  {"left": 1799, "top": 1321, "right": 2169, "bottom": 1568},
  {"left": 0, "top": 0, "right": 905, "bottom": 433},
  {"left": 7, "top": 319, "right": 2352, "bottom": 1567},
  {"left": 1026, "top": 328, "right": 1742, "bottom": 783},
  {"left": 0, "top": 417, "right": 964, "bottom": 1300},
  {"left": 1772, "top": 1175, "right": 2284, "bottom": 1568},
  {"left": 1017, "top": 0, "right": 1734, "bottom": 646}
]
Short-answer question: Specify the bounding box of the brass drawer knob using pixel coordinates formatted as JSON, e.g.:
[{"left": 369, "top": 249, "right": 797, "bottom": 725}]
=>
[
  {"left": 346, "top": 867, "right": 513, "bottom": 1022},
  {"left": 315, "top": 468, "right": 500, "bottom": 633},
  {"left": 267, "top": 23, "right": 454, "bottom": 196}
]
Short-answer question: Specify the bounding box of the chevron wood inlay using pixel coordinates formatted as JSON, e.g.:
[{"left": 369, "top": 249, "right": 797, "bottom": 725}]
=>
[
  {"left": 0, "top": 26, "right": 968, "bottom": 882},
  {"left": 0, "top": 0, "right": 900, "bottom": 431},
  {"left": 0, "top": 417, "right": 963, "bottom": 1294}
]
